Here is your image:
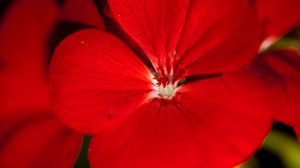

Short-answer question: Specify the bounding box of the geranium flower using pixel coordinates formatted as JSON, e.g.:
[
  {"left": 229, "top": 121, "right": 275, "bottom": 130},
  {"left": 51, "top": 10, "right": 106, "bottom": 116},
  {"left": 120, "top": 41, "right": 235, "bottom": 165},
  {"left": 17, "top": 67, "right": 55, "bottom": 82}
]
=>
[
  {"left": 224, "top": 0, "right": 300, "bottom": 137},
  {"left": 0, "top": 0, "right": 104, "bottom": 167},
  {"left": 49, "top": 0, "right": 272, "bottom": 167}
]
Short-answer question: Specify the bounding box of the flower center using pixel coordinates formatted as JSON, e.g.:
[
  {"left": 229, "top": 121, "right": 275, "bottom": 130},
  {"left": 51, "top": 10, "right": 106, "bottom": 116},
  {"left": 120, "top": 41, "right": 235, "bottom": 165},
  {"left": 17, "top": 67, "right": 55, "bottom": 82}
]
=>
[
  {"left": 151, "top": 53, "right": 179, "bottom": 99},
  {"left": 158, "top": 83, "right": 175, "bottom": 98},
  {"left": 152, "top": 73, "right": 178, "bottom": 99}
]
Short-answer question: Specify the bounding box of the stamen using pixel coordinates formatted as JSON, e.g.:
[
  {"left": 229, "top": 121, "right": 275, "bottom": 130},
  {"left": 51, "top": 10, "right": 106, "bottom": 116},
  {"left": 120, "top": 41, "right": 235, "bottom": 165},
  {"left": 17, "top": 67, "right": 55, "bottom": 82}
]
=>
[
  {"left": 151, "top": 50, "right": 179, "bottom": 99},
  {"left": 158, "top": 83, "right": 175, "bottom": 98}
]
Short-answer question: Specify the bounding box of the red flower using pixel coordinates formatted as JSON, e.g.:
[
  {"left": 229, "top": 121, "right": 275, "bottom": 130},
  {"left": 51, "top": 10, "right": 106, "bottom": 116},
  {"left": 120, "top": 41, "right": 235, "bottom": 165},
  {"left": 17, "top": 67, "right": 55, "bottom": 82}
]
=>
[
  {"left": 0, "top": 0, "right": 104, "bottom": 167},
  {"left": 49, "top": 0, "right": 272, "bottom": 167},
  {"left": 224, "top": 0, "right": 300, "bottom": 138}
]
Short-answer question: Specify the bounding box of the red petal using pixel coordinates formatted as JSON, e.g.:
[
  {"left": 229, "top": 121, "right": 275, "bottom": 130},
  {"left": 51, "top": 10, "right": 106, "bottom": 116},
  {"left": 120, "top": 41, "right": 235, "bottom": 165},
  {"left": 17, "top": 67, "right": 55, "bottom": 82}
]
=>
[
  {"left": 0, "top": 70, "right": 49, "bottom": 116},
  {"left": 0, "top": 1, "right": 83, "bottom": 167},
  {"left": 0, "top": 0, "right": 58, "bottom": 115},
  {"left": 0, "top": 111, "right": 82, "bottom": 168},
  {"left": 225, "top": 50, "right": 300, "bottom": 127},
  {"left": 174, "top": 0, "right": 260, "bottom": 77},
  {"left": 255, "top": 0, "right": 300, "bottom": 41},
  {"left": 49, "top": 29, "right": 153, "bottom": 134},
  {"left": 294, "top": 127, "right": 300, "bottom": 140},
  {"left": 108, "top": 0, "right": 260, "bottom": 76},
  {"left": 89, "top": 77, "right": 271, "bottom": 168},
  {"left": 107, "top": 0, "right": 190, "bottom": 69},
  {"left": 0, "top": 0, "right": 58, "bottom": 74},
  {"left": 61, "top": 0, "right": 104, "bottom": 29}
]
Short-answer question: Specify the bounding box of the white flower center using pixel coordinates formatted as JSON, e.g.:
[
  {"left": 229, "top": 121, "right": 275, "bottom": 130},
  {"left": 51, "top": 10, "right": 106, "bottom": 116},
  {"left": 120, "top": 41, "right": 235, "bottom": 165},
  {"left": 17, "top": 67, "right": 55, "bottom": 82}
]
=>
[{"left": 158, "top": 83, "right": 175, "bottom": 98}]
